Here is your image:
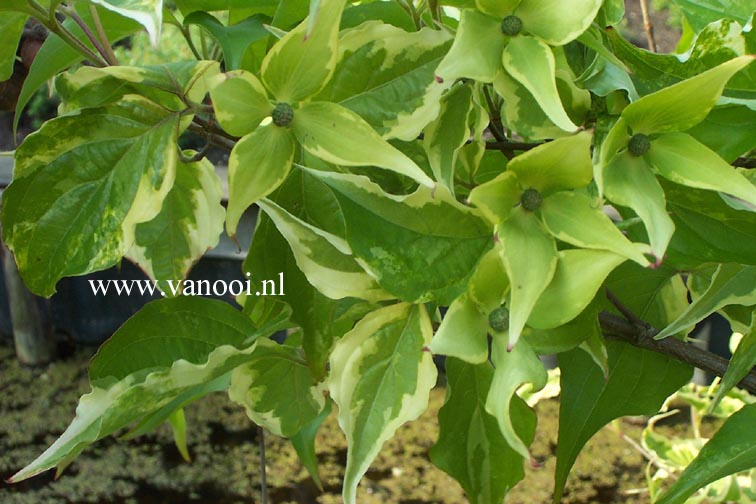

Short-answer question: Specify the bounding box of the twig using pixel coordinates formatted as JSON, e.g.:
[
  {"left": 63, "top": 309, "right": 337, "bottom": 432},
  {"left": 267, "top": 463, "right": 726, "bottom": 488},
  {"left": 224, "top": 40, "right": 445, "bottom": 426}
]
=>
[
  {"left": 606, "top": 288, "right": 650, "bottom": 329},
  {"left": 62, "top": 6, "right": 112, "bottom": 65},
  {"left": 482, "top": 86, "right": 507, "bottom": 143},
  {"left": 638, "top": 0, "right": 657, "bottom": 52},
  {"left": 257, "top": 425, "right": 269, "bottom": 504},
  {"left": 88, "top": 5, "right": 119, "bottom": 65}
]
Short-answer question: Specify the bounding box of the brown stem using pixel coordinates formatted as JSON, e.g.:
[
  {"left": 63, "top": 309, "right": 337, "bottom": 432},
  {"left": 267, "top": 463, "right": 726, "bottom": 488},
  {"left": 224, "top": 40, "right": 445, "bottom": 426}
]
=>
[{"left": 638, "top": 0, "right": 657, "bottom": 52}]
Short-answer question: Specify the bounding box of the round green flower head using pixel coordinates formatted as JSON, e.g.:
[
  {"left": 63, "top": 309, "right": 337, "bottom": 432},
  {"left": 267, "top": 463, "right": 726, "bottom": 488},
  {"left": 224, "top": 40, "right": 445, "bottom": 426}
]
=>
[
  {"left": 488, "top": 306, "right": 510, "bottom": 332},
  {"left": 272, "top": 102, "right": 294, "bottom": 127},
  {"left": 520, "top": 188, "right": 543, "bottom": 211},
  {"left": 628, "top": 133, "right": 651, "bottom": 157},
  {"left": 501, "top": 15, "right": 523, "bottom": 36}
]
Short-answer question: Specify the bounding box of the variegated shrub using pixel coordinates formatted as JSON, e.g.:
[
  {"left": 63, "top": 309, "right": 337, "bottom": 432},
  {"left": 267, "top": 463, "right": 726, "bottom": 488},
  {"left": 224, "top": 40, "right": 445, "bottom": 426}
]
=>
[{"left": 1, "top": 1, "right": 756, "bottom": 503}]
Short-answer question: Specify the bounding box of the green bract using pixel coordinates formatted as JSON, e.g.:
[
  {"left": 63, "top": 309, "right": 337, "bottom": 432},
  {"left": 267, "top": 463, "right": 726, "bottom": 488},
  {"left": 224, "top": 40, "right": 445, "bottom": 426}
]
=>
[{"left": 2, "top": 1, "right": 756, "bottom": 504}]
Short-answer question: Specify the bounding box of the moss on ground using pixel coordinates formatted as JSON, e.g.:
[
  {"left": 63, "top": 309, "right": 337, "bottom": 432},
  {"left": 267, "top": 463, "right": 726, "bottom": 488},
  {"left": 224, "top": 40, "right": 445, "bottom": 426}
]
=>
[{"left": 1, "top": 344, "right": 689, "bottom": 503}]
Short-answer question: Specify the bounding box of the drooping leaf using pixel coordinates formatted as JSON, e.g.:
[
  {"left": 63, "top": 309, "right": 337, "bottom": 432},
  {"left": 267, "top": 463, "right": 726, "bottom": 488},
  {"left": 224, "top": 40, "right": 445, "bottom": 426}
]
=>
[
  {"left": 656, "top": 264, "right": 756, "bottom": 339},
  {"left": 329, "top": 303, "right": 437, "bottom": 504},
  {"left": 261, "top": 0, "right": 345, "bottom": 102},
  {"left": 485, "top": 337, "right": 546, "bottom": 460},
  {"left": 554, "top": 342, "right": 692, "bottom": 503},
  {"left": 502, "top": 36, "right": 578, "bottom": 133},
  {"left": 305, "top": 170, "right": 491, "bottom": 305},
  {"left": 655, "top": 402, "right": 756, "bottom": 504},
  {"left": 167, "top": 408, "right": 190, "bottom": 462},
  {"left": 467, "top": 243, "right": 510, "bottom": 313},
  {"left": 430, "top": 358, "right": 535, "bottom": 504},
  {"left": 256, "top": 198, "right": 391, "bottom": 302},
  {"left": 90, "top": 0, "right": 163, "bottom": 45},
  {"left": 528, "top": 249, "right": 626, "bottom": 329},
  {"left": 290, "top": 399, "right": 332, "bottom": 491},
  {"left": 209, "top": 69, "right": 272, "bottom": 137},
  {"left": 540, "top": 191, "right": 651, "bottom": 266},
  {"left": 436, "top": 9, "right": 505, "bottom": 83},
  {"left": 713, "top": 320, "right": 756, "bottom": 409},
  {"left": 0, "top": 13, "right": 26, "bottom": 81},
  {"left": 229, "top": 339, "right": 326, "bottom": 437},
  {"left": 2, "top": 97, "right": 183, "bottom": 297},
  {"left": 497, "top": 208, "right": 558, "bottom": 348},
  {"left": 293, "top": 101, "right": 435, "bottom": 187},
  {"left": 316, "top": 21, "right": 452, "bottom": 140},
  {"left": 226, "top": 123, "right": 295, "bottom": 236},
  {"left": 429, "top": 294, "right": 489, "bottom": 363},
  {"left": 9, "top": 296, "right": 276, "bottom": 482},
  {"left": 515, "top": 0, "right": 602, "bottom": 46},
  {"left": 646, "top": 132, "right": 756, "bottom": 207},
  {"left": 127, "top": 157, "right": 224, "bottom": 290}
]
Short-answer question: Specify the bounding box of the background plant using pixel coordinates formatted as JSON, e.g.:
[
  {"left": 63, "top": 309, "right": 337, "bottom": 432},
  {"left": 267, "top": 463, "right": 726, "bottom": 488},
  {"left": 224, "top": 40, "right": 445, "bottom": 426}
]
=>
[{"left": 0, "top": 1, "right": 755, "bottom": 503}]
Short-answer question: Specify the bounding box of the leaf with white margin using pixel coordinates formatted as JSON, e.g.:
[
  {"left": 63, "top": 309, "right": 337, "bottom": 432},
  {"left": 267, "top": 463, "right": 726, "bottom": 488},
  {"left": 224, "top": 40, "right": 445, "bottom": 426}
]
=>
[
  {"left": 127, "top": 157, "right": 223, "bottom": 291},
  {"left": 515, "top": 0, "right": 603, "bottom": 46},
  {"left": 621, "top": 55, "right": 755, "bottom": 134},
  {"left": 502, "top": 36, "right": 578, "bottom": 133},
  {"left": 430, "top": 358, "right": 535, "bottom": 504},
  {"left": 506, "top": 132, "right": 593, "bottom": 194},
  {"left": 469, "top": 171, "right": 520, "bottom": 225},
  {"left": 429, "top": 294, "right": 489, "bottom": 363},
  {"left": 603, "top": 152, "right": 675, "bottom": 261},
  {"left": 209, "top": 70, "right": 272, "bottom": 137},
  {"left": 261, "top": 0, "right": 345, "bottom": 102},
  {"left": 656, "top": 264, "right": 756, "bottom": 339},
  {"left": 292, "top": 101, "right": 434, "bottom": 188},
  {"left": 540, "top": 191, "right": 651, "bottom": 266},
  {"left": 2, "top": 96, "right": 181, "bottom": 297},
  {"left": 497, "top": 208, "right": 558, "bottom": 349},
  {"left": 436, "top": 9, "right": 505, "bottom": 84},
  {"left": 329, "top": 303, "right": 436, "bottom": 504},
  {"left": 468, "top": 244, "right": 510, "bottom": 314},
  {"left": 256, "top": 198, "right": 392, "bottom": 302},
  {"left": 485, "top": 337, "right": 546, "bottom": 460},
  {"left": 226, "top": 123, "right": 295, "bottom": 236},
  {"left": 316, "top": 21, "right": 452, "bottom": 140},
  {"left": 229, "top": 339, "right": 326, "bottom": 438},
  {"left": 9, "top": 296, "right": 278, "bottom": 482},
  {"left": 528, "top": 249, "right": 626, "bottom": 329},
  {"left": 91, "top": 0, "right": 163, "bottom": 46},
  {"left": 647, "top": 132, "right": 756, "bottom": 207},
  {"left": 304, "top": 170, "right": 491, "bottom": 305},
  {"left": 424, "top": 84, "right": 475, "bottom": 190}
]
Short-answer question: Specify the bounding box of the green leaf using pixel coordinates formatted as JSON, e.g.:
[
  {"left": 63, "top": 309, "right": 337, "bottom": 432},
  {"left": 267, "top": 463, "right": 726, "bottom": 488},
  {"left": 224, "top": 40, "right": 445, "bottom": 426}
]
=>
[
  {"left": 429, "top": 294, "right": 489, "bottom": 363},
  {"left": 424, "top": 84, "right": 474, "bottom": 190},
  {"left": 430, "top": 358, "right": 534, "bottom": 504},
  {"left": 229, "top": 339, "right": 326, "bottom": 437},
  {"left": 515, "top": 0, "right": 602, "bottom": 46},
  {"left": 523, "top": 302, "right": 601, "bottom": 354},
  {"left": 713, "top": 321, "right": 756, "bottom": 409},
  {"left": 502, "top": 36, "right": 578, "bottom": 132},
  {"left": 685, "top": 105, "right": 756, "bottom": 163},
  {"left": 14, "top": 7, "right": 140, "bottom": 131},
  {"left": 226, "top": 123, "right": 295, "bottom": 236},
  {"left": 656, "top": 264, "right": 756, "bottom": 339},
  {"left": 476, "top": 0, "right": 519, "bottom": 17},
  {"left": 257, "top": 198, "right": 391, "bottom": 302},
  {"left": 168, "top": 408, "right": 190, "bottom": 462},
  {"left": 290, "top": 399, "right": 332, "bottom": 491},
  {"left": 469, "top": 171, "right": 520, "bottom": 225},
  {"left": 261, "top": 0, "right": 345, "bottom": 102},
  {"left": 9, "top": 296, "right": 276, "bottom": 482},
  {"left": 528, "top": 249, "right": 626, "bottom": 329},
  {"left": 210, "top": 70, "right": 272, "bottom": 137},
  {"left": 603, "top": 152, "right": 675, "bottom": 261},
  {"left": 0, "top": 13, "right": 26, "bottom": 81},
  {"left": 184, "top": 12, "right": 268, "bottom": 71},
  {"left": 127, "top": 157, "right": 224, "bottom": 290},
  {"left": 506, "top": 132, "right": 593, "bottom": 194},
  {"left": 497, "top": 208, "right": 557, "bottom": 348},
  {"left": 554, "top": 341, "right": 693, "bottom": 503},
  {"left": 647, "top": 132, "right": 756, "bottom": 207},
  {"left": 621, "top": 55, "right": 755, "bottom": 134},
  {"left": 539, "top": 191, "right": 651, "bottom": 266},
  {"left": 293, "top": 101, "right": 435, "bottom": 187},
  {"left": 655, "top": 402, "right": 756, "bottom": 504},
  {"left": 316, "top": 21, "right": 452, "bottom": 140},
  {"left": 485, "top": 337, "right": 546, "bottom": 460},
  {"left": 329, "top": 303, "right": 436, "bottom": 504},
  {"left": 467, "top": 244, "right": 510, "bottom": 313},
  {"left": 672, "top": 0, "right": 755, "bottom": 33},
  {"left": 436, "top": 9, "right": 504, "bottom": 83},
  {"left": 305, "top": 170, "right": 491, "bottom": 304},
  {"left": 2, "top": 97, "right": 181, "bottom": 297},
  {"left": 90, "top": 0, "right": 163, "bottom": 45},
  {"left": 0, "top": 0, "right": 34, "bottom": 12}
]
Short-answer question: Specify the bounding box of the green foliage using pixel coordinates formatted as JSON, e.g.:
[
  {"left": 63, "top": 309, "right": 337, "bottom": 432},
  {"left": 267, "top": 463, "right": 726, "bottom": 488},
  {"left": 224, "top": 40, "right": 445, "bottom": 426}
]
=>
[{"left": 2, "top": 0, "right": 756, "bottom": 503}]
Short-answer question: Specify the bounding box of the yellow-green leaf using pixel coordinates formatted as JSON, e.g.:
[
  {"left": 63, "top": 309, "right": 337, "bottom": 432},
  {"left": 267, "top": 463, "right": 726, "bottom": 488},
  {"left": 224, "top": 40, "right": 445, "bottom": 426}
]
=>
[
  {"left": 429, "top": 294, "right": 489, "bottom": 363},
  {"left": 516, "top": 0, "right": 602, "bottom": 46},
  {"left": 469, "top": 171, "right": 520, "bottom": 225},
  {"left": 436, "top": 9, "right": 505, "bottom": 83},
  {"left": 210, "top": 70, "right": 272, "bottom": 137}
]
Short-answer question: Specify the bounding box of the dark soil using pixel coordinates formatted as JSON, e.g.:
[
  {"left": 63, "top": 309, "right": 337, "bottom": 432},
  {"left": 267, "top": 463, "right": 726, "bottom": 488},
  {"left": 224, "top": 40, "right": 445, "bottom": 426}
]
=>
[{"left": 0, "top": 343, "right": 698, "bottom": 504}]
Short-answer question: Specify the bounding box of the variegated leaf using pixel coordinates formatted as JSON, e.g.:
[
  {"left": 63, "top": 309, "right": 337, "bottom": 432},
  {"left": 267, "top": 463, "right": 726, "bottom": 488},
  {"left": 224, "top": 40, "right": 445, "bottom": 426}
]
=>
[
  {"left": 126, "top": 158, "right": 225, "bottom": 291},
  {"left": 91, "top": 0, "right": 163, "bottom": 46},
  {"left": 429, "top": 294, "right": 489, "bottom": 363},
  {"left": 316, "top": 21, "right": 452, "bottom": 140},
  {"left": 209, "top": 70, "right": 272, "bottom": 137},
  {"left": 9, "top": 297, "right": 276, "bottom": 482},
  {"left": 329, "top": 303, "right": 436, "bottom": 504},
  {"left": 436, "top": 9, "right": 505, "bottom": 84},
  {"left": 515, "top": 0, "right": 602, "bottom": 46},
  {"left": 229, "top": 339, "right": 326, "bottom": 438}
]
